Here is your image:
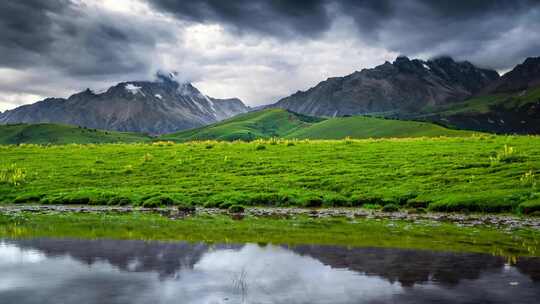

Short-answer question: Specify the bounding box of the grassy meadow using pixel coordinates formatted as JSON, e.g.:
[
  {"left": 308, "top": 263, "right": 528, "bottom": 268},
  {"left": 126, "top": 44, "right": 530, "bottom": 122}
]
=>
[
  {"left": 162, "top": 109, "right": 475, "bottom": 142},
  {"left": 0, "top": 123, "right": 151, "bottom": 145},
  {"left": 0, "top": 135, "right": 539, "bottom": 214}
]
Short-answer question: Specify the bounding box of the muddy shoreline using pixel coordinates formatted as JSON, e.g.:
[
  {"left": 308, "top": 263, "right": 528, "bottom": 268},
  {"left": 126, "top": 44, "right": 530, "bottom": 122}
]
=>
[{"left": 1, "top": 205, "right": 539, "bottom": 230}]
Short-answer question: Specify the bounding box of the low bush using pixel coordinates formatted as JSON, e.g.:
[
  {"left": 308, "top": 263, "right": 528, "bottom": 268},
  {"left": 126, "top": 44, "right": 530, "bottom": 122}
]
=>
[
  {"left": 13, "top": 193, "right": 43, "bottom": 204},
  {"left": 350, "top": 195, "right": 385, "bottom": 207},
  {"left": 228, "top": 205, "right": 245, "bottom": 213},
  {"left": 299, "top": 194, "right": 324, "bottom": 208},
  {"left": 405, "top": 198, "right": 430, "bottom": 209},
  {"left": 322, "top": 193, "right": 350, "bottom": 207},
  {"left": 107, "top": 196, "right": 133, "bottom": 206},
  {"left": 142, "top": 195, "right": 173, "bottom": 208},
  {"left": 218, "top": 201, "right": 233, "bottom": 209},
  {"left": 382, "top": 203, "right": 400, "bottom": 212},
  {"left": 517, "top": 200, "right": 540, "bottom": 215},
  {"left": 363, "top": 203, "right": 382, "bottom": 210},
  {"left": 428, "top": 194, "right": 519, "bottom": 213}
]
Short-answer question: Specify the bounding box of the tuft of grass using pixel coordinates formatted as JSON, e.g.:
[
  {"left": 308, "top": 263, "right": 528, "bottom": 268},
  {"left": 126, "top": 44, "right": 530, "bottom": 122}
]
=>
[
  {"left": 0, "top": 164, "right": 26, "bottom": 186},
  {"left": 141, "top": 153, "right": 153, "bottom": 163}
]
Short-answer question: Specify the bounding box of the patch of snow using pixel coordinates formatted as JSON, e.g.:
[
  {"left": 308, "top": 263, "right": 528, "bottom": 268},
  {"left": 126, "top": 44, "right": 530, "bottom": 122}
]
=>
[
  {"left": 93, "top": 87, "right": 108, "bottom": 95},
  {"left": 422, "top": 63, "right": 431, "bottom": 70},
  {"left": 206, "top": 95, "right": 216, "bottom": 113},
  {"left": 155, "top": 94, "right": 163, "bottom": 100},
  {"left": 125, "top": 83, "right": 144, "bottom": 96}
]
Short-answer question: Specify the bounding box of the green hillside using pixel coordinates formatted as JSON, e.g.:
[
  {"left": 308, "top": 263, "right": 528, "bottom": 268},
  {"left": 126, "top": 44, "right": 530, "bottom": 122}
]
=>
[
  {"left": 160, "top": 109, "right": 323, "bottom": 142},
  {"left": 0, "top": 123, "right": 150, "bottom": 145},
  {"left": 286, "top": 115, "right": 475, "bottom": 139},
  {"left": 162, "top": 109, "right": 476, "bottom": 142},
  {"left": 424, "top": 87, "right": 540, "bottom": 116}
]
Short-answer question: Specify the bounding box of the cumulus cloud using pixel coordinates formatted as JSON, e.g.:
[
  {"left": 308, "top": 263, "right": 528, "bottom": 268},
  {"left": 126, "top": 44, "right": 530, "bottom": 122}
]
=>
[{"left": 1, "top": 0, "right": 539, "bottom": 110}]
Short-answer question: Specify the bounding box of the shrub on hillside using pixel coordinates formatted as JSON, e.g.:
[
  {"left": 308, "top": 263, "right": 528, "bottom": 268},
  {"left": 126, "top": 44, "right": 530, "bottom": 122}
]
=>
[
  {"left": 322, "top": 193, "right": 350, "bottom": 207},
  {"left": 108, "top": 196, "right": 133, "bottom": 206},
  {"left": 428, "top": 194, "right": 519, "bottom": 213},
  {"left": 228, "top": 205, "right": 245, "bottom": 213},
  {"left": 405, "top": 198, "right": 430, "bottom": 209},
  {"left": 299, "top": 194, "right": 324, "bottom": 208},
  {"left": 382, "top": 203, "right": 400, "bottom": 212},
  {"left": 518, "top": 200, "right": 540, "bottom": 215},
  {"left": 13, "top": 193, "right": 43, "bottom": 204},
  {"left": 142, "top": 195, "right": 173, "bottom": 208},
  {"left": 350, "top": 195, "right": 385, "bottom": 207}
]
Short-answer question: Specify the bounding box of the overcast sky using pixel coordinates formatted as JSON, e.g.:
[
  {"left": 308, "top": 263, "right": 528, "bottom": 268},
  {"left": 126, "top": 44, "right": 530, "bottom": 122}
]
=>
[{"left": 1, "top": 0, "right": 539, "bottom": 111}]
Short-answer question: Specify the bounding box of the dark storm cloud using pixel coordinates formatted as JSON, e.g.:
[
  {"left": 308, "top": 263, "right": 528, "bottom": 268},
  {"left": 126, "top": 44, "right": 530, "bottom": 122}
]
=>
[
  {"left": 0, "top": 0, "right": 168, "bottom": 76},
  {"left": 146, "top": 0, "right": 332, "bottom": 38},
  {"left": 147, "top": 0, "right": 540, "bottom": 70}
]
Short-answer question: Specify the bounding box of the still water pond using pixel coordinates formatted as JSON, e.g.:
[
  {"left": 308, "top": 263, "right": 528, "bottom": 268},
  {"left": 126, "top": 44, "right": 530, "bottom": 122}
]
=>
[{"left": 0, "top": 238, "right": 539, "bottom": 304}]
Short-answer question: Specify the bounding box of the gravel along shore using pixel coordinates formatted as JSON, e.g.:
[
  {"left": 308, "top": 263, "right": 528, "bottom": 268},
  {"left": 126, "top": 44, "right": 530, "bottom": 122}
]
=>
[{"left": 1, "top": 205, "right": 539, "bottom": 230}]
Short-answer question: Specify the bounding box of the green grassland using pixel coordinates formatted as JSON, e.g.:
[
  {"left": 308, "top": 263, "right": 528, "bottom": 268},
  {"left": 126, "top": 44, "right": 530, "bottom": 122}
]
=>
[
  {"left": 422, "top": 87, "right": 540, "bottom": 116},
  {"left": 161, "top": 109, "right": 475, "bottom": 142},
  {"left": 161, "top": 109, "right": 323, "bottom": 142},
  {"left": 1, "top": 212, "right": 538, "bottom": 257},
  {"left": 286, "top": 115, "right": 475, "bottom": 139},
  {"left": 0, "top": 135, "right": 539, "bottom": 214},
  {"left": 0, "top": 123, "right": 150, "bottom": 145}
]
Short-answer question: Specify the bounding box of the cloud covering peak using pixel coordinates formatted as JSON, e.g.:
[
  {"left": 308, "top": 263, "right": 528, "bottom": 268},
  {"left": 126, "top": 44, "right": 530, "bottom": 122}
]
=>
[{"left": 1, "top": 0, "right": 539, "bottom": 111}]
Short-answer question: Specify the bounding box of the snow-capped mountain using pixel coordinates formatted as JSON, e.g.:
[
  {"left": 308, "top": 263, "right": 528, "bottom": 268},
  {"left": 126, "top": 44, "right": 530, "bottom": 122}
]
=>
[{"left": 0, "top": 73, "right": 249, "bottom": 134}]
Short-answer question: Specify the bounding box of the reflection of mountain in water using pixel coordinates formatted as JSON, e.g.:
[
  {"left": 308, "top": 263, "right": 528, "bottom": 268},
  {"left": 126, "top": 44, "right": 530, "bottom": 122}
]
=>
[
  {"left": 10, "top": 239, "right": 236, "bottom": 279},
  {"left": 291, "top": 245, "right": 506, "bottom": 286},
  {"left": 6, "top": 239, "right": 540, "bottom": 285}
]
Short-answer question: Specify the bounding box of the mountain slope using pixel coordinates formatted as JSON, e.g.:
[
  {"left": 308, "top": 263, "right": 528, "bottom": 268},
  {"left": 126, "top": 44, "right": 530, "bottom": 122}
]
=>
[
  {"left": 0, "top": 73, "right": 249, "bottom": 135},
  {"left": 0, "top": 123, "right": 150, "bottom": 145},
  {"left": 161, "top": 109, "right": 476, "bottom": 142},
  {"left": 286, "top": 116, "right": 475, "bottom": 139},
  {"left": 271, "top": 56, "right": 499, "bottom": 117},
  {"left": 420, "top": 57, "right": 540, "bottom": 133},
  {"left": 160, "top": 109, "right": 323, "bottom": 142}
]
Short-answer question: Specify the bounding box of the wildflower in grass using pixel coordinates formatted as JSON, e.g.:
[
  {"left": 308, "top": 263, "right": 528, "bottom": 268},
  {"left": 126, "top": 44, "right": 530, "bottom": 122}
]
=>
[
  {"left": 142, "top": 153, "right": 153, "bottom": 163},
  {"left": 152, "top": 141, "right": 174, "bottom": 147},
  {"left": 0, "top": 164, "right": 26, "bottom": 186},
  {"left": 489, "top": 144, "right": 522, "bottom": 166},
  {"left": 520, "top": 170, "right": 537, "bottom": 187}
]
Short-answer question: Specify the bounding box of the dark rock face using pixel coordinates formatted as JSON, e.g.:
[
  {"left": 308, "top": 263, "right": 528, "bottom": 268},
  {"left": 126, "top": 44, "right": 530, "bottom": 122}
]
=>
[
  {"left": 428, "top": 56, "right": 540, "bottom": 134},
  {"left": 0, "top": 75, "right": 249, "bottom": 135},
  {"left": 487, "top": 56, "right": 540, "bottom": 94},
  {"left": 271, "top": 56, "right": 499, "bottom": 117}
]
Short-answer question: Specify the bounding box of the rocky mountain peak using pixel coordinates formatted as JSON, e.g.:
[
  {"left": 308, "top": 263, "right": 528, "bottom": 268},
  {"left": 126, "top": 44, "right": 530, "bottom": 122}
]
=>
[
  {"left": 487, "top": 56, "right": 540, "bottom": 93},
  {"left": 271, "top": 55, "right": 500, "bottom": 117},
  {"left": 0, "top": 75, "right": 249, "bottom": 134}
]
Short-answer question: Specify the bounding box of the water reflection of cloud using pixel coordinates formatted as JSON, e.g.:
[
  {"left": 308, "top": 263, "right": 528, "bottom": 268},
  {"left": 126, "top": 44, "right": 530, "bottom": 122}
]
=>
[{"left": 1, "top": 240, "right": 540, "bottom": 304}]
